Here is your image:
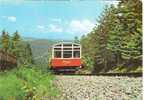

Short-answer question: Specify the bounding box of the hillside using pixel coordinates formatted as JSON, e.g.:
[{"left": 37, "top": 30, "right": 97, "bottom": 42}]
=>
[{"left": 26, "top": 39, "right": 57, "bottom": 70}]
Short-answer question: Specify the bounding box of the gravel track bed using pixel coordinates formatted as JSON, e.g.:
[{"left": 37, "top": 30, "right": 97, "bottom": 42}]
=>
[{"left": 54, "top": 76, "right": 142, "bottom": 100}]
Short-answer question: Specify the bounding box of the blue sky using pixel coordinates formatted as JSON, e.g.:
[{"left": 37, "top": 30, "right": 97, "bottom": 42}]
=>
[{"left": 0, "top": 0, "right": 119, "bottom": 40}]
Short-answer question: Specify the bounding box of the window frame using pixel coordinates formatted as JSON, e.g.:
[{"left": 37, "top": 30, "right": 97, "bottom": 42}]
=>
[{"left": 52, "top": 42, "right": 81, "bottom": 59}]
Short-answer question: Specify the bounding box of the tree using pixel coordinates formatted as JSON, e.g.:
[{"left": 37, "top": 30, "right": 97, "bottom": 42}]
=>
[
  {"left": 1, "top": 30, "right": 10, "bottom": 52},
  {"left": 80, "top": 35, "right": 95, "bottom": 71},
  {"left": 12, "top": 30, "right": 20, "bottom": 49},
  {"left": 89, "top": 6, "right": 116, "bottom": 72},
  {"left": 1, "top": 30, "right": 34, "bottom": 66},
  {"left": 25, "top": 43, "right": 33, "bottom": 64},
  {"left": 74, "top": 36, "right": 80, "bottom": 43},
  {"left": 117, "top": 0, "right": 142, "bottom": 60},
  {"left": 80, "top": 0, "right": 142, "bottom": 73}
]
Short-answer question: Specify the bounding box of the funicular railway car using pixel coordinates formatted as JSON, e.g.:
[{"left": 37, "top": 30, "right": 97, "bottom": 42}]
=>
[{"left": 49, "top": 42, "right": 82, "bottom": 72}]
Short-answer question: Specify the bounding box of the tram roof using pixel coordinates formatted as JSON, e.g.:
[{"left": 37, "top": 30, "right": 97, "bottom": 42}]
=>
[{"left": 53, "top": 42, "right": 80, "bottom": 47}]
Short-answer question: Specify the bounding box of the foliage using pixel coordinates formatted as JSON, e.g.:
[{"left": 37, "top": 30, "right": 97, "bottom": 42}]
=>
[
  {"left": 0, "top": 30, "right": 10, "bottom": 52},
  {"left": 0, "top": 67, "right": 58, "bottom": 100},
  {"left": 12, "top": 30, "right": 20, "bottom": 49},
  {"left": 80, "top": 0, "right": 142, "bottom": 73},
  {"left": 74, "top": 36, "right": 80, "bottom": 43},
  {"left": 0, "top": 72, "right": 24, "bottom": 100},
  {"left": 0, "top": 30, "right": 33, "bottom": 66},
  {"left": 82, "top": 56, "right": 94, "bottom": 71},
  {"left": 0, "top": 31, "right": 58, "bottom": 100}
]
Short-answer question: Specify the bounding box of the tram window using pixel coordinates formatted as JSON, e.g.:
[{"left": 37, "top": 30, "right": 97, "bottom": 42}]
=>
[
  {"left": 54, "top": 48, "right": 61, "bottom": 50},
  {"left": 74, "top": 44, "right": 79, "bottom": 46},
  {"left": 74, "top": 51, "right": 80, "bottom": 58},
  {"left": 63, "top": 44, "right": 72, "bottom": 46},
  {"left": 63, "top": 48, "right": 72, "bottom": 50},
  {"left": 56, "top": 44, "right": 61, "bottom": 46},
  {"left": 63, "top": 51, "right": 72, "bottom": 58},
  {"left": 54, "top": 51, "right": 61, "bottom": 58},
  {"left": 74, "top": 48, "right": 80, "bottom": 50}
]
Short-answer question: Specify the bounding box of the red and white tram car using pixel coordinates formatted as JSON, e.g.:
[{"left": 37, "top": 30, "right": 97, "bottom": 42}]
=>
[{"left": 49, "top": 42, "right": 82, "bottom": 71}]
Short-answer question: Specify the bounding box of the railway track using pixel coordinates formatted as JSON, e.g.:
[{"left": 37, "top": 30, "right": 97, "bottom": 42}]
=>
[
  {"left": 55, "top": 75, "right": 142, "bottom": 100},
  {"left": 55, "top": 72, "right": 142, "bottom": 77}
]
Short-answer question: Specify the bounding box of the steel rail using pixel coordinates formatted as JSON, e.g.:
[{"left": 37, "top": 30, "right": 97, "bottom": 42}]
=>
[{"left": 55, "top": 72, "right": 142, "bottom": 77}]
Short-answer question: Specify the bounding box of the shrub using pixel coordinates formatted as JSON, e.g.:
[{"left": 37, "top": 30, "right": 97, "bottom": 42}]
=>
[
  {"left": 0, "top": 67, "right": 58, "bottom": 100},
  {"left": 82, "top": 56, "right": 94, "bottom": 70}
]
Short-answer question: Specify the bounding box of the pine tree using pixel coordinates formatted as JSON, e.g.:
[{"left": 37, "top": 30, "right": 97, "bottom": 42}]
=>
[
  {"left": 74, "top": 36, "right": 80, "bottom": 43},
  {"left": 107, "top": 6, "right": 124, "bottom": 65},
  {"left": 118, "top": 0, "right": 142, "bottom": 60},
  {"left": 1, "top": 30, "right": 10, "bottom": 52},
  {"left": 25, "top": 43, "right": 33, "bottom": 64},
  {"left": 80, "top": 34, "right": 94, "bottom": 70},
  {"left": 91, "top": 6, "right": 116, "bottom": 72},
  {"left": 12, "top": 30, "right": 20, "bottom": 49},
  {"left": 80, "top": 0, "right": 142, "bottom": 73},
  {"left": 0, "top": 29, "right": 34, "bottom": 66}
]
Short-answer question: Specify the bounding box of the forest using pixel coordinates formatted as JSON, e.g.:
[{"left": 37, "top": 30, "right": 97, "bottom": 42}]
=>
[
  {"left": 80, "top": 0, "right": 142, "bottom": 73},
  {"left": 0, "top": 30, "right": 33, "bottom": 66}
]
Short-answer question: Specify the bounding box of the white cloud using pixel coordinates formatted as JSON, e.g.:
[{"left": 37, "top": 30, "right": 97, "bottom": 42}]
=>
[
  {"left": 48, "top": 24, "right": 63, "bottom": 32},
  {"left": 1, "top": 16, "right": 16, "bottom": 22},
  {"left": 104, "top": 1, "right": 120, "bottom": 7},
  {"left": 37, "top": 24, "right": 63, "bottom": 33},
  {"left": 36, "top": 19, "right": 95, "bottom": 35},
  {"left": 7, "top": 16, "right": 16, "bottom": 22},
  {"left": 66, "top": 20, "right": 95, "bottom": 34},
  {"left": 37, "top": 25, "right": 45, "bottom": 29}
]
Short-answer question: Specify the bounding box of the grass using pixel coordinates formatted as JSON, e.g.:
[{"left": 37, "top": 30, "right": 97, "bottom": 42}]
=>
[
  {"left": 0, "top": 66, "right": 58, "bottom": 100},
  {"left": 109, "top": 66, "right": 142, "bottom": 73}
]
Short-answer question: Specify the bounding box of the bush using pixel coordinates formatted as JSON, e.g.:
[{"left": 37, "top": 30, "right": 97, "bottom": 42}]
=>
[
  {"left": 0, "top": 73, "right": 24, "bottom": 100},
  {"left": 0, "top": 67, "right": 58, "bottom": 100},
  {"left": 82, "top": 56, "right": 94, "bottom": 71}
]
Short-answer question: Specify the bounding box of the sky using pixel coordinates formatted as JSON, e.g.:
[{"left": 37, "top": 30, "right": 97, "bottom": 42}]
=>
[{"left": 0, "top": 0, "right": 119, "bottom": 40}]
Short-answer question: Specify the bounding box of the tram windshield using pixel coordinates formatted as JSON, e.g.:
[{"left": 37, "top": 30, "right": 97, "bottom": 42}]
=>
[
  {"left": 54, "top": 51, "right": 61, "bottom": 58},
  {"left": 63, "top": 51, "right": 72, "bottom": 58},
  {"left": 53, "top": 42, "right": 80, "bottom": 58}
]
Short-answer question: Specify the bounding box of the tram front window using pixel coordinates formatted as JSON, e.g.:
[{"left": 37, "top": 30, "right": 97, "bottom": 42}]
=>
[
  {"left": 74, "top": 51, "right": 80, "bottom": 58},
  {"left": 54, "top": 51, "right": 61, "bottom": 58},
  {"left": 63, "top": 51, "right": 72, "bottom": 58}
]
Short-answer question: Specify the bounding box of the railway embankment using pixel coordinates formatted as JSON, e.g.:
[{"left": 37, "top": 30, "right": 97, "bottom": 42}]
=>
[{"left": 54, "top": 75, "right": 142, "bottom": 100}]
